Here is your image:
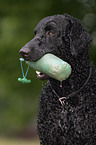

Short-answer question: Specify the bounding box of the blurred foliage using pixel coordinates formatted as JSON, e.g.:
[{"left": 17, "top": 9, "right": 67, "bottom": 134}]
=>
[
  {"left": 0, "top": 137, "right": 39, "bottom": 145},
  {"left": 0, "top": 0, "right": 96, "bottom": 136}
]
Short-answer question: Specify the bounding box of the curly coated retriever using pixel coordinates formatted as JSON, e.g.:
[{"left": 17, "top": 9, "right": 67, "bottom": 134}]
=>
[{"left": 19, "top": 14, "right": 96, "bottom": 145}]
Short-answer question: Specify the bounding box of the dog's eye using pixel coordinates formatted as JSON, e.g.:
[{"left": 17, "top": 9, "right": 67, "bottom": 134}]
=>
[
  {"left": 47, "top": 31, "right": 53, "bottom": 36},
  {"left": 49, "top": 32, "right": 53, "bottom": 35}
]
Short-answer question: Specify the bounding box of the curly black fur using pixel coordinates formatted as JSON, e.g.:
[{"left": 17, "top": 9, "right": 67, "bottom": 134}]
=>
[{"left": 19, "top": 14, "right": 96, "bottom": 145}]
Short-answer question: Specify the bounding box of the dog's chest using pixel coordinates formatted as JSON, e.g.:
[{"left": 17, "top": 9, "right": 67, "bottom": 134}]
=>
[
  {"left": 39, "top": 83, "right": 95, "bottom": 143},
  {"left": 50, "top": 103, "right": 95, "bottom": 139}
]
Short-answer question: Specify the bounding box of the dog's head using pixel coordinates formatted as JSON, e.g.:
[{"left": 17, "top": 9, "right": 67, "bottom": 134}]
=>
[{"left": 19, "top": 14, "right": 92, "bottom": 80}]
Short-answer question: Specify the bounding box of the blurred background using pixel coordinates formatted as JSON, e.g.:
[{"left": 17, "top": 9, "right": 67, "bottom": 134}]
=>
[{"left": 0, "top": 0, "right": 96, "bottom": 144}]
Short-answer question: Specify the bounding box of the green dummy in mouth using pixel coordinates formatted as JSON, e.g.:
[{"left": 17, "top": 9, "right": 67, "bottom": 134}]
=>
[{"left": 26, "top": 53, "right": 72, "bottom": 82}]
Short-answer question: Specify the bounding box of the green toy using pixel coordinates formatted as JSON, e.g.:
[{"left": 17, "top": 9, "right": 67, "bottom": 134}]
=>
[
  {"left": 18, "top": 58, "right": 31, "bottom": 84},
  {"left": 26, "top": 53, "right": 72, "bottom": 81}
]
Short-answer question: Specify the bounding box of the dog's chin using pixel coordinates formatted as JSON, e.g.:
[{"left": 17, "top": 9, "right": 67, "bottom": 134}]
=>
[{"left": 36, "top": 71, "right": 50, "bottom": 80}]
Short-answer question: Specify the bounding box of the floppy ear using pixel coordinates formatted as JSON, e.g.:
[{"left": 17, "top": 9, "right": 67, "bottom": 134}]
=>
[{"left": 65, "top": 14, "right": 92, "bottom": 57}]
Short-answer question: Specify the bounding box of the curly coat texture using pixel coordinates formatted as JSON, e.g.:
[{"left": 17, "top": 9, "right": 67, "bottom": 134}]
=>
[{"left": 20, "top": 14, "right": 96, "bottom": 145}]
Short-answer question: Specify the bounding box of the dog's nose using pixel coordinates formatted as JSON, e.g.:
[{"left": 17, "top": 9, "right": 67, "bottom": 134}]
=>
[
  {"left": 19, "top": 47, "right": 29, "bottom": 60},
  {"left": 19, "top": 48, "right": 26, "bottom": 55}
]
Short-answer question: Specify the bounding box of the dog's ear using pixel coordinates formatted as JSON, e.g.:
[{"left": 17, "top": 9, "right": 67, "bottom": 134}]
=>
[{"left": 65, "top": 14, "right": 92, "bottom": 57}]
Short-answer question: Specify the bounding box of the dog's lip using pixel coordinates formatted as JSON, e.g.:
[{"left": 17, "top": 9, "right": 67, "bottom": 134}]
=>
[
  {"left": 36, "top": 71, "right": 43, "bottom": 76},
  {"left": 36, "top": 71, "right": 49, "bottom": 80}
]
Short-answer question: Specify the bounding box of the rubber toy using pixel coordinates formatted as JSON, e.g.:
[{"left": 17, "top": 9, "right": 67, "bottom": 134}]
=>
[
  {"left": 18, "top": 58, "right": 31, "bottom": 84},
  {"left": 26, "top": 53, "right": 72, "bottom": 81}
]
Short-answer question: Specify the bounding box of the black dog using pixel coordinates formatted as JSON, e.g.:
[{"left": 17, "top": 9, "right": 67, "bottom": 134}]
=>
[{"left": 19, "top": 14, "right": 96, "bottom": 145}]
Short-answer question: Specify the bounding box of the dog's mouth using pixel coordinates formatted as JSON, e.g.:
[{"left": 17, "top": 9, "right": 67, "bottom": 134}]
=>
[{"left": 36, "top": 71, "right": 50, "bottom": 80}]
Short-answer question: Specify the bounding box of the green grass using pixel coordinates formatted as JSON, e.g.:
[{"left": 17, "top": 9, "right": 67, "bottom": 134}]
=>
[{"left": 0, "top": 138, "right": 40, "bottom": 145}]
